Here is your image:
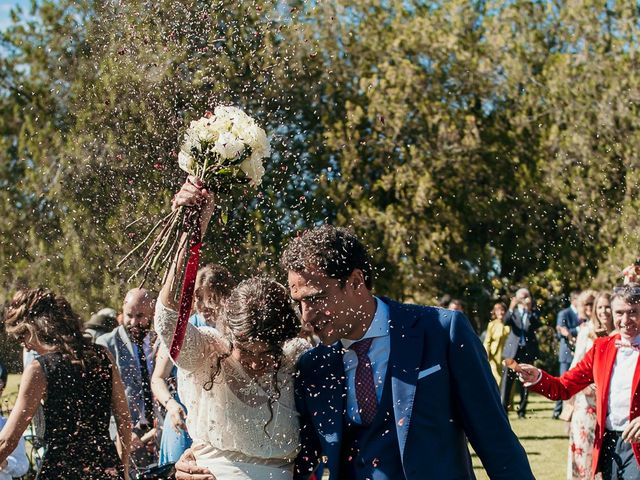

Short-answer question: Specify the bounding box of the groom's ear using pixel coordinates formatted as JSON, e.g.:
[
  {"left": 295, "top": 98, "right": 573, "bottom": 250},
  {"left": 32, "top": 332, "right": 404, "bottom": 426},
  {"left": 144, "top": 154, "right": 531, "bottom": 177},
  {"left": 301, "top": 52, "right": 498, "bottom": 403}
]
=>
[{"left": 347, "top": 269, "right": 367, "bottom": 292}]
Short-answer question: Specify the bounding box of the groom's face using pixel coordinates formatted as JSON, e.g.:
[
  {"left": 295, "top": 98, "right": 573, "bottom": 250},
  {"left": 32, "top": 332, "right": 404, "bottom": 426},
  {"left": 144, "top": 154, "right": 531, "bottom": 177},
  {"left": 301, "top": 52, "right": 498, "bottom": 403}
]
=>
[{"left": 288, "top": 267, "right": 362, "bottom": 345}]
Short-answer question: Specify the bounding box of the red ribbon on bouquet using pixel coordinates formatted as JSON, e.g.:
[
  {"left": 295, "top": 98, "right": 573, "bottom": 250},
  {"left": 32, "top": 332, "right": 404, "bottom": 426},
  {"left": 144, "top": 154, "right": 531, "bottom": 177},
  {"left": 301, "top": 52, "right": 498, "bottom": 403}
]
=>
[{"left": 169, "top": 211, "right": 202, "bottom": 361}]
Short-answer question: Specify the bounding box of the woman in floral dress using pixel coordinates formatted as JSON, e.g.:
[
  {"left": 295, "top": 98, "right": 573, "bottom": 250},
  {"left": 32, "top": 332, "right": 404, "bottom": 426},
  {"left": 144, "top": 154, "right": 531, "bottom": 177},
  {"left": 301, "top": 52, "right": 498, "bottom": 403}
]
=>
[{"left": 567, "top": 290, "right": 613, "bottom": 479}]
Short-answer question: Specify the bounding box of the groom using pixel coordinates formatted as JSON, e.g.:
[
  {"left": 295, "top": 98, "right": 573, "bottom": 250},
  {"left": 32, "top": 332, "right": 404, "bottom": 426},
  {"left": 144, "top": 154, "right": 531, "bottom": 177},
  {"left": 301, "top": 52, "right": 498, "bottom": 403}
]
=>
[
  {"left": 284, "top": 225, "right": 533, "bottom": 479},
  {"left": 175, "top": 225, "right": 533, "bottom": 479}
]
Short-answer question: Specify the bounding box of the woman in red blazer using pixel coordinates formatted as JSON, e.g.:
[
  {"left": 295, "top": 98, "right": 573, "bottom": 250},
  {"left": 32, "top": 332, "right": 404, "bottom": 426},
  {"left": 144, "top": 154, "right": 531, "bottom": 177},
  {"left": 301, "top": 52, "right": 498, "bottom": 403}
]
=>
[{"left": 517, "top": 284, "right": 640, "bottom": 480}]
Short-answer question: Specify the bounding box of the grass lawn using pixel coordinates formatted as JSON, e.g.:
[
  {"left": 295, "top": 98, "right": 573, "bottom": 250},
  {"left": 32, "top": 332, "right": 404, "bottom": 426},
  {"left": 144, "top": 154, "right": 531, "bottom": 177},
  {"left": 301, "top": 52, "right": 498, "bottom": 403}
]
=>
[
  {"left": 1, "top": 373, "right": 21, "bottom": 413},
  {"left": 472, "top": 393, "right": 569, "bottom": 479},
  {"left": 1, "top": 374, "right": 570, "bottom": 478}
]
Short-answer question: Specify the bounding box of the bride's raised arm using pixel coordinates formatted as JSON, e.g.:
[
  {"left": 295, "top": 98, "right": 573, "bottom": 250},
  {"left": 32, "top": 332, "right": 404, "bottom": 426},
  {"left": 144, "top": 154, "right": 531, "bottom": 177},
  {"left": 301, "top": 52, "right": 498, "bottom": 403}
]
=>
[{"left": 154, "top": 175, "right": 230, "bottom": 372}]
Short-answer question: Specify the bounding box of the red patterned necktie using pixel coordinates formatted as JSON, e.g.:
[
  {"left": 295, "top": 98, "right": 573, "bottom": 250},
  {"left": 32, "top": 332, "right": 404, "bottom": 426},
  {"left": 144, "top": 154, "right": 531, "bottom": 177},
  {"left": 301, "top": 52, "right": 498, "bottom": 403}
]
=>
[{"left": 351, "top": 337, "right": 377, "bottom": 425}]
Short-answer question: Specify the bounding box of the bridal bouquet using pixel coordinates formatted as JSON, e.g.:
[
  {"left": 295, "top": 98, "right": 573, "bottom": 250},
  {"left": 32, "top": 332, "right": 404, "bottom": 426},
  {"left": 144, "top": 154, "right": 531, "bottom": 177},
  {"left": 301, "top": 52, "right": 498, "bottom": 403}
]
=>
[
  {"left": 177, "top": 106, "right": 269, "bottom": 186},
  {"left": 119, "top": 106, "right": 270, "bottom": 285}
]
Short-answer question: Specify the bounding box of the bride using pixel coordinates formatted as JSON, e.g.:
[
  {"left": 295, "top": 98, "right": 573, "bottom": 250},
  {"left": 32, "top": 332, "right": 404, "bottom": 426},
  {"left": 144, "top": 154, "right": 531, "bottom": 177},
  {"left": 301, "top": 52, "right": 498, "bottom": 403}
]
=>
[{"left": 154, "top": 176, "right": 309, "bottom": 480}]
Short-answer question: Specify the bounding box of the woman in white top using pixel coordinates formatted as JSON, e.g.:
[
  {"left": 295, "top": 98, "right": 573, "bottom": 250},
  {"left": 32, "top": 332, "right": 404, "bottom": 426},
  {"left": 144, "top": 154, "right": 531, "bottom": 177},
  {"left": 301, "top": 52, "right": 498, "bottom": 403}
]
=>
[
  {"left": 154, "top": 177, "right": 309, "bottom": 480},
  {"left": 0, "top": 364, "right": 29, "bottom": 480}
]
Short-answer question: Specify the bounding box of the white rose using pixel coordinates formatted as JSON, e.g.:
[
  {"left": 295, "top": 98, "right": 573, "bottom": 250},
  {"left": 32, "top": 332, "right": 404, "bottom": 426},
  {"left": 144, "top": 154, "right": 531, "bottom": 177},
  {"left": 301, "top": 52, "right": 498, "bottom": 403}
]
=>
[
  {"left": 240, "top": 153, "right": 266, "bottom": 186},
  {"left": 208, "top": 115, "right": 232, "bottom": 136},
  {"left": 212, "top": 107, "right": 239, "bottom": 133},
  {"left": 213, "top": 131, "right": 245, "bottom": 159},
  {"left": 190, "top": 118, "right": 217, "bottom": 144},
  {"left": 216, "top": 106, "right": 252, "bottom": 124},
  {"left": 250, "top": 126, "right": 270, "bottom": 155},
  {"left": 178, "top": 151, "right": 196, "bottom": 175}
]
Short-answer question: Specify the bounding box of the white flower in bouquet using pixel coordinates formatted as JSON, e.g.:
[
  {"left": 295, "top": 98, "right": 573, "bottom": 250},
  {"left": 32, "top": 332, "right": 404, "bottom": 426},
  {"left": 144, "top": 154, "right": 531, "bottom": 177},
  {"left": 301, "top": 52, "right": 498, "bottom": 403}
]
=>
[
  {"left": 240, "top": 155, "right": 266, "bottom": 186},
  {"left": 178, "top": 151, "right": 196, "bottom": 176},
  {"left": 213, "top": 131, "right": 245, "bottom": 160},
  {"left": 177, "top": 106, "right": 270, "bottom": 186}
]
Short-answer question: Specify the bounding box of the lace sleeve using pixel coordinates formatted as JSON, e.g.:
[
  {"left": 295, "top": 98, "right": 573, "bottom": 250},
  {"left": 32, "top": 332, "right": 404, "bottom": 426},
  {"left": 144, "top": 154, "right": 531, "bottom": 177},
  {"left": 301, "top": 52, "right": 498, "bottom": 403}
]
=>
[
  {"left": 282, "top": 337, "right": 312, "bottom": 369},
  {"left": 154, "top": 301, "right": 230, "bottom": 372}
]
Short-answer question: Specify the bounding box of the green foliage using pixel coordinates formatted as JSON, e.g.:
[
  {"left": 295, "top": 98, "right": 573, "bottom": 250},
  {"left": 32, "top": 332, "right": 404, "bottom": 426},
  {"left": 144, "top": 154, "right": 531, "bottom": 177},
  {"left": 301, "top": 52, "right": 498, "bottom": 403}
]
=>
[
  {"left": 310, "top": 0, "right": 640, "bottom": 323},
  {"left": 1, "top": 0, "right": 639, "bottom": 356}
]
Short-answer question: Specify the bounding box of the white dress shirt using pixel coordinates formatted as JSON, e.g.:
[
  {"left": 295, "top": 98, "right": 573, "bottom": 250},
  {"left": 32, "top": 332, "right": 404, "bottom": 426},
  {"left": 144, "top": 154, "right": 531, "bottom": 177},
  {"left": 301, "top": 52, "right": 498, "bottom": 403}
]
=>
[
  {"left": 606, "top": 336, "right": 640, "bottom": 431},
  {"left": 0, "top": 417, "right": 29, "bottom": 479},
  {"left": 341, "top": 297, "right": 390, "bottom": 425}
]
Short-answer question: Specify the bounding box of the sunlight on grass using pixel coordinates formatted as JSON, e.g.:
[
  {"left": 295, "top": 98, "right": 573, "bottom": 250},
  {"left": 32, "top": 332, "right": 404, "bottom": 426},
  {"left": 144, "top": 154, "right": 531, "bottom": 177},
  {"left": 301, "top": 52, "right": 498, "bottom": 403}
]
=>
[
  {"left": 1, "top": 373, "right": 21, "bottom": 413},
  {"left": 472, "top": 393, "right": 568, "bottom": 480}
]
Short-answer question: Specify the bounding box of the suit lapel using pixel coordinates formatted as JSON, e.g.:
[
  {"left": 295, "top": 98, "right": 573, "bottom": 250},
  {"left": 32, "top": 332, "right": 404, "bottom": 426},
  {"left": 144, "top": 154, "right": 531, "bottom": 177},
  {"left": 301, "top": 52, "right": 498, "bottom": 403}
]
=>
[
  {"left": 386, "top": 299, "right": 423, "bottom": 461},
  {"left": 310, "top": 343, "right": 346, "bottom": 459},
  {"left": 118, "top": 326, "right": 142, "bottom": 386},
  {"left": 119, "top": 325, "right": 136, "bottom": 360},
  {"left": 599, "top": 336, "right": 619, "bottom": 429},
  {"left": 631, "top": 341, "right": 640, "bottom": 421}
]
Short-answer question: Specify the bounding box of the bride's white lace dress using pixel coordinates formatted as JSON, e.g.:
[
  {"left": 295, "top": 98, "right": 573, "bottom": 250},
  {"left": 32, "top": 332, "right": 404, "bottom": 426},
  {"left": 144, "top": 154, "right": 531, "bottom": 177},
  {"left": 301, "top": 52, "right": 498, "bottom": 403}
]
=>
[{"left": 155, "top": 302, "right": 309, "bottom": 479}]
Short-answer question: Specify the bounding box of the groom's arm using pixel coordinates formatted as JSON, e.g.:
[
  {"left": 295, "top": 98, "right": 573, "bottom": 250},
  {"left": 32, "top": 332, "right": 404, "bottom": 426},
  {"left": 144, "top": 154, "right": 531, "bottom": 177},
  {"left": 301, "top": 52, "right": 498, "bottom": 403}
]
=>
[
  {"left": 447, "top": 311, "right": 535, "bottom": 479},
  {"left": 293, "top": 362, "right": 321, "bottom": 480}
]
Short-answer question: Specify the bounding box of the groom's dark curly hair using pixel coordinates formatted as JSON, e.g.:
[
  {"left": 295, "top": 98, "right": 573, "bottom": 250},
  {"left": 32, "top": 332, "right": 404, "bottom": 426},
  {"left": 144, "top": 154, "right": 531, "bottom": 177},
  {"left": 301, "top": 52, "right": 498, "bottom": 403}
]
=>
[{"left": 280, "top": 225, "right": 374, "bottom": 289}]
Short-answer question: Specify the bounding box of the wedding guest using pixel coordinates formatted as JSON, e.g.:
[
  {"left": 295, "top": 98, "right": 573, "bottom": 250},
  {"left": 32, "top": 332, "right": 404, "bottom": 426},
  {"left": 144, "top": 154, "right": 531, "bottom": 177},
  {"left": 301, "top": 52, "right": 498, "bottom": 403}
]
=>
[
  {"left": 1, "top": 288, "right": 131, "bottom": 479},
  {"left": 0, "top": 362, "right": 29, "bottom": 480},
  {"left": 151, "top": 264, "right": 235, "bottom": 466},
  {"left": 156, "top": 178, "right": 310, "bottom": 480},
  {"left": 97, "top": 288, "right": 158, "bottom": 469},
  {"left": 566, "top": 289, "right": 598, "bottom": 479},
  {"left": 594, "top": 291, "right": 615, "bottom": 335},
  {"left": 500, "top": 287, "right": 540, "bottom": 418},
  {"left": 554, "top": 290, "right": 581, "bottom": 419},
  {"left": 622, "top": 260, "right": 640, "bottom": 285},
  {"left": 517, "top": 283, "right": 640, "bottom": 480},
  {"left": 85, "top": 307, "right": 118, "bottom": 342},
  {"left": 448, "top": 298, "right": 464, "bottom": 312},
  {"left": 189, "top": 264, "right": 236, "bottom": 329},
  {"left": 438, "top": 294, "right": 452, "bottom": 308},
  {"left": 483, "top": 302, "right": 510, "bottom": 386}
]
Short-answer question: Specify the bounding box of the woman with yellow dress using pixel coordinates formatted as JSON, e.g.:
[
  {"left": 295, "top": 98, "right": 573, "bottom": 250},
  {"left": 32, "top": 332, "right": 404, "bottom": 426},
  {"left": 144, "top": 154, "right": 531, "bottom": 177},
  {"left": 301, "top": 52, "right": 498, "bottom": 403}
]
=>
[{"left": 483, "top": 302, "right": 511, "bottom": 386}]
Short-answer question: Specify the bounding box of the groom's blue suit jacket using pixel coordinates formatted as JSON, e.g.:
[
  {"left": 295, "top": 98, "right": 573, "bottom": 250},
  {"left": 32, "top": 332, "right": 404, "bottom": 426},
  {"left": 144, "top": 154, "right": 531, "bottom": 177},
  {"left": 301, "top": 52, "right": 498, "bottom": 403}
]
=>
[{"left": 294, "top": 298, "right": 534, "bottom": 480}]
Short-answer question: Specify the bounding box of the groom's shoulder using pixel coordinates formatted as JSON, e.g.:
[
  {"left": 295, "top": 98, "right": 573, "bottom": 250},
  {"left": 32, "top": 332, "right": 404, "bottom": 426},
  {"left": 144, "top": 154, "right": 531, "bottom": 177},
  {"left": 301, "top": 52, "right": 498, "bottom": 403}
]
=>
[
  {"left": 296, "top": 343, "right": 336, "bottom": 371},
  {"left": 382, "top": 297, "right": 459, "bottom": 329}
]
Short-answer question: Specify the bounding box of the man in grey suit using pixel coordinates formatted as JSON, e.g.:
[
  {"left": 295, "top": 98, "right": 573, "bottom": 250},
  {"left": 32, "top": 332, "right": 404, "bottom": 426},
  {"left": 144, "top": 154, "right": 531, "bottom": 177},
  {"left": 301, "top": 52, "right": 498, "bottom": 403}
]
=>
[
  {"left": 97, "top": 288, "right": 157, "bottom": 469},
  {"left": 552, "top": 290, "right": 580, "bottom": 419},
  {"left": 500, "top": 287, "right": 540, "bottom": 418}
]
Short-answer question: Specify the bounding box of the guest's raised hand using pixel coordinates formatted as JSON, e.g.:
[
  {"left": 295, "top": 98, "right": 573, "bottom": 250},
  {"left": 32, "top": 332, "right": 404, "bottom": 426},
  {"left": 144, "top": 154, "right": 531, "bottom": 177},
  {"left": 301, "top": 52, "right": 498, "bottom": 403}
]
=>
[
  {"left": 509, "top": 296, "right": 518, "bottom": 311},
  {"left": 515, "top": 363, "right": 541, "bottom": 385},
  {"left": 175, "top": 448, "right": 216, "bottom": 480},
  {"left": 166, "top": 397, "right": 188, "bottom": 433},
  {"left": 622, "top": 417, "right": 640, "bottom": 444}
]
